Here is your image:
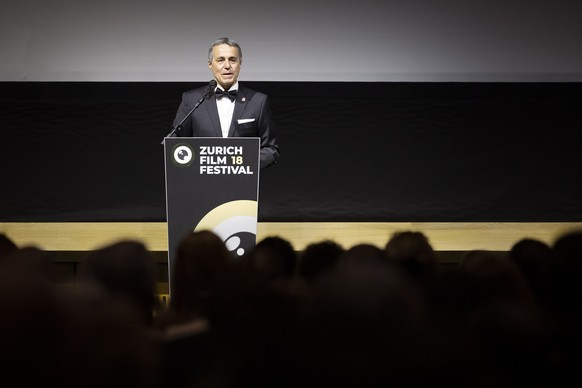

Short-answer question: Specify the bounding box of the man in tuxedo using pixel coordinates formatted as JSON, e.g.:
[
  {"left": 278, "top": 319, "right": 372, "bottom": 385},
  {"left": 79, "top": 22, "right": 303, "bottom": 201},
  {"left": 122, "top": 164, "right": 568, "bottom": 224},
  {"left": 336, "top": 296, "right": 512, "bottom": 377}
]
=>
[{"left": 172, "top": 37, "right": 279, "bottom": 170}]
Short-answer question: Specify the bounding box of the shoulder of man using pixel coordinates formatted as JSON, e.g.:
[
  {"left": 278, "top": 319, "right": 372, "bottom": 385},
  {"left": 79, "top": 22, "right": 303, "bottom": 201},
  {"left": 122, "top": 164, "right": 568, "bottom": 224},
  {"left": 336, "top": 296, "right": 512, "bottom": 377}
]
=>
[
  {"left": 238, "top": 84, "right": 268, "bottom": 100},
  {"left": 183, "top": 85, "right": 208, "bottom": 97}
]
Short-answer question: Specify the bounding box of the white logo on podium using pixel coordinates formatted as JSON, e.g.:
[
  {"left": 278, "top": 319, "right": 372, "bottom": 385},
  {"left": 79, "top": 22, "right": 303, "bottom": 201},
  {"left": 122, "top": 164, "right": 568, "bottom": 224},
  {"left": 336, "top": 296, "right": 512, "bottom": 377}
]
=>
[{"left": 172, "top": 144, "right": 194, "bottom": 167}]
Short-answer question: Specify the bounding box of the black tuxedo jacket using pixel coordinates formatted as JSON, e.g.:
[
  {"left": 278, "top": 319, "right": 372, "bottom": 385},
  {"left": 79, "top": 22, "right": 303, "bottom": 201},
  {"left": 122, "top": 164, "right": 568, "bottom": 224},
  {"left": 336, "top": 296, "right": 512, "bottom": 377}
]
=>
[{"left": 173, "top": 84, "right": 279, "bottom": 170}]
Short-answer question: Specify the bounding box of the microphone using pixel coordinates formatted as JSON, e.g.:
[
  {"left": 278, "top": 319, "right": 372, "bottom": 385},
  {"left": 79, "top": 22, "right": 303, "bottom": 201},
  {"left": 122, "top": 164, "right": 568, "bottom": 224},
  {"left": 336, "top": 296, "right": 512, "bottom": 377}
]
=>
[
  {"left": 206, "top": 79, "right": 217, "bottom": 98},
  {"left": 161, "top": 80, "right": 218, "bottom": 143}
]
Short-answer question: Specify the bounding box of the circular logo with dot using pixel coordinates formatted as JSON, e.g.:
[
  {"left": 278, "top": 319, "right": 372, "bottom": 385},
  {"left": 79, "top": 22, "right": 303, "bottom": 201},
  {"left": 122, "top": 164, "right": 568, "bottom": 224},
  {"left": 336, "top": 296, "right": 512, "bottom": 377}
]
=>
[{"left": 172, "top": 143, "right": 194, "bottom": 167}]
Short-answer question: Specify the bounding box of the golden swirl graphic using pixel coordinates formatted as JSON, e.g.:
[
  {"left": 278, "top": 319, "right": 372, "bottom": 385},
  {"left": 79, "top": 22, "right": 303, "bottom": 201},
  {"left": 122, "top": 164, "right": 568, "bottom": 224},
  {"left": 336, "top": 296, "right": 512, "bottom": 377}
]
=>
[{"left": 194, "top": 200, "right": 258, "bottom": 256}]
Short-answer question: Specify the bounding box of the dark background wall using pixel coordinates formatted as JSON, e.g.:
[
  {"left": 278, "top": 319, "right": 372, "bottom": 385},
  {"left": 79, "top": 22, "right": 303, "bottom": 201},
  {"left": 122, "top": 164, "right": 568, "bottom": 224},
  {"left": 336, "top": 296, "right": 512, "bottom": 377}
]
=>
[
  {"left": 2, "top": 1, "right": 582, "bottom": 223},
  {"left": 1, "top": 81, "right": 581, "bottom": 222}
]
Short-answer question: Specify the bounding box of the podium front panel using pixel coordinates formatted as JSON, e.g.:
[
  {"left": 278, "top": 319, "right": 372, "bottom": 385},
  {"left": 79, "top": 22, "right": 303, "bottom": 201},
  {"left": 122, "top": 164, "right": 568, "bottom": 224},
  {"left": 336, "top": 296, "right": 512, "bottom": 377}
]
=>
[{"left": 164, "top": 137, "right": 260, "bottom": 292}]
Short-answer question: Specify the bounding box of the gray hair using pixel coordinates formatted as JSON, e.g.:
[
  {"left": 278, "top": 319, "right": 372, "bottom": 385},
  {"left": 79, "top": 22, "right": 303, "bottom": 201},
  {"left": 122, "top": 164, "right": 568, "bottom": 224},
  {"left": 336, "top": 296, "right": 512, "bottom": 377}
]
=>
[{"left": 208, "top": 37, "right": 243, "bottom": 62}]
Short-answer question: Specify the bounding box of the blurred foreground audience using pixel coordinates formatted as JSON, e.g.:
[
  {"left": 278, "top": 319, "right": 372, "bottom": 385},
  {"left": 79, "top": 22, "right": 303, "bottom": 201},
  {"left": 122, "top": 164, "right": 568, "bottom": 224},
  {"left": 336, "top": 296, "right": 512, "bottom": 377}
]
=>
[
  {"left": 1, "top": 229, "right": 582, "bottom": 387},
  {"left": 79, "top": 240, "right": 160, "bottom": 326},
  {"left": 0, "top": 241, "right": 161, "bottom": 388}
]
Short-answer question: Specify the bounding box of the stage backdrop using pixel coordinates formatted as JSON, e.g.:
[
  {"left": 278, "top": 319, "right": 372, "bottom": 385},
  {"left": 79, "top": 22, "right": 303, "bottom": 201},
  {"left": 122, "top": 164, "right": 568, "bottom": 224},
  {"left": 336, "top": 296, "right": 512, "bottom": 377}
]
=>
[
  {"left": 1, "top": 1, "right": 582, "bottom": 82},
  {"left": 1, "top": 81, "right": 581, "bottom": 222}
]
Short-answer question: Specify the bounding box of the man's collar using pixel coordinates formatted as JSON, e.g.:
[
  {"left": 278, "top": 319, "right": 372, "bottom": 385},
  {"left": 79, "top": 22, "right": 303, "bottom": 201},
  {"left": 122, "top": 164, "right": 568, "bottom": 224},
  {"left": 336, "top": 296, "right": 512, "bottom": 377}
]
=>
[{"left": 216, "top": 81, "right": 239, "bottom": 92}]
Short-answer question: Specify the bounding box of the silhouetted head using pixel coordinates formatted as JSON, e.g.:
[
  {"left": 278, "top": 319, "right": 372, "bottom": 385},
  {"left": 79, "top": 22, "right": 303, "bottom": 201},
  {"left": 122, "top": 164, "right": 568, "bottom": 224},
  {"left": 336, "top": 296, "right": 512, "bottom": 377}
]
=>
[
  {"left": 242, "top": 236, "right": 296, "bottom": 282},
  {"left": 385, "top": 231, "right": 437, "bottom": 282},
  {"left": 80, "top": 240, "right": 158, "bottom": 324},
  {"left": 298, "top": 240, "right": 344, "bottom": 283},
  {"left": 171, "top": 230, "right": 233, "bottom": 313},
  {"left": 0, "top": 233, "right": 18, "bottom": 260}
]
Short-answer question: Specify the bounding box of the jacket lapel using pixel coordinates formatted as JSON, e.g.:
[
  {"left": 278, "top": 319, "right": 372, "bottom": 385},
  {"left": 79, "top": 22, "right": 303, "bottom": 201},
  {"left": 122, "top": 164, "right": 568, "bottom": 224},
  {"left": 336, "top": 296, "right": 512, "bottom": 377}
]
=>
[
  {"left": 228, "top": 86, "right": 249, "bottom": 137},
  {"left": 204, "top": 95, "right": 223, "bottom": 137}
]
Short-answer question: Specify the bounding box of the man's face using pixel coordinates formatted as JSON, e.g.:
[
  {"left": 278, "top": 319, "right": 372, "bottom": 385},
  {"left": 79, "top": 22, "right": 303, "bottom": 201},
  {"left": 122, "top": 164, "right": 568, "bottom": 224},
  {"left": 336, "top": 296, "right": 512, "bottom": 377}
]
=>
[{"left": 209, "top": 44, "right": 242, "bottom": 90}]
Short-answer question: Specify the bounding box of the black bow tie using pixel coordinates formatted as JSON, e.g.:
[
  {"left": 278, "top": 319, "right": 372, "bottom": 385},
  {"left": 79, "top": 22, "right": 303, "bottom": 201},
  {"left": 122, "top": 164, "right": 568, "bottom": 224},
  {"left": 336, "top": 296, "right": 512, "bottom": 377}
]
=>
[{"left": 215, "top": 89, "right": 238, "bottom": 101}]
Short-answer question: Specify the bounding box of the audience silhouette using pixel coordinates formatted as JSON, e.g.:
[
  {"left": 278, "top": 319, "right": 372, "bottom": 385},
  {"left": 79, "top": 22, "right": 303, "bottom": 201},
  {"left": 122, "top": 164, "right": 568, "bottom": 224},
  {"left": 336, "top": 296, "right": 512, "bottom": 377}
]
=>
[
  {"left": 297, "top": 239, "right": 344, "bottom": 283},
  {"left": 509, "top": 238, "right": 553, "bottom": 308},
  {"left": 153, "top": 230, "right": 234, "bottom": 388},
  {"left": 0, "top": 232, "right": 18, "bottom": 259},
  {"left": 79, "top": 240, "right": 160, "bottom": 326},
  {"left": 385, "top": 230, "right": 438, "bottom": 284},
  {"left": 1, "top": 228, "right": 581, "bottom": 387},
  {"left": 0, "top": 240, "right": 161, "bottom": 388},
  {"left": 239, "top": 236, "right": 297, "bottom": 283}
]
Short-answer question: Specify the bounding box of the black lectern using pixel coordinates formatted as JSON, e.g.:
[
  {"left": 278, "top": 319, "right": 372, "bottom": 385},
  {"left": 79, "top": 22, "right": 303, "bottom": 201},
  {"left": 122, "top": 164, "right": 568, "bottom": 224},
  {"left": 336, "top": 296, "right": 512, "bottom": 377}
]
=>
[{"left": 163, "top": 137, "right": 261, "bottom": 293}]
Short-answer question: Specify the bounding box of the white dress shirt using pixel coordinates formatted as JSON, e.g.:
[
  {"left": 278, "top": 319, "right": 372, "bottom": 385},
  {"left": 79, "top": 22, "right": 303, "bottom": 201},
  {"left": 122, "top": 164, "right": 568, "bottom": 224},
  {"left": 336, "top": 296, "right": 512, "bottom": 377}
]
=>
[{"left": 216, "top": 82, "right": 238, "bottom": 138}]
